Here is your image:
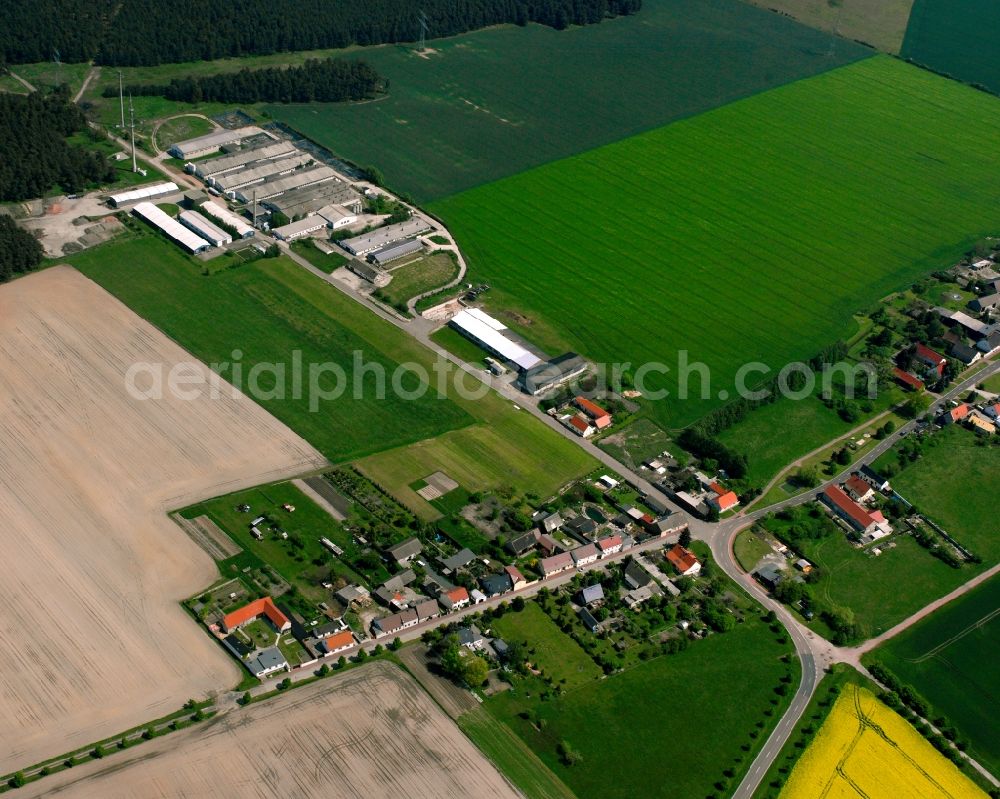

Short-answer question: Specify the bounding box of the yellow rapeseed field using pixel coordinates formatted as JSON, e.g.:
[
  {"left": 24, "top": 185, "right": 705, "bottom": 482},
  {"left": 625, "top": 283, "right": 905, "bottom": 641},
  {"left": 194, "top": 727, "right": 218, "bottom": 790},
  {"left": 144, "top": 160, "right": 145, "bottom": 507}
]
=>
[{"left": 780, "top": 685, "right": 987, "bottom": 799}]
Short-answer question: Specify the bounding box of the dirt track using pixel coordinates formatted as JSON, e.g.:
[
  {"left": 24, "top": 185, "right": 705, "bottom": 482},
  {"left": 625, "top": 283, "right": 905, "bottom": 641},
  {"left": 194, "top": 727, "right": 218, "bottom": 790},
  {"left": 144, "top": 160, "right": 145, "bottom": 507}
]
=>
[
  {"left": 0, "top": 266, "right": 326, "bottom": 773},
  {"left": 23, "top": 662, "right": 521, "bottom": 798}
]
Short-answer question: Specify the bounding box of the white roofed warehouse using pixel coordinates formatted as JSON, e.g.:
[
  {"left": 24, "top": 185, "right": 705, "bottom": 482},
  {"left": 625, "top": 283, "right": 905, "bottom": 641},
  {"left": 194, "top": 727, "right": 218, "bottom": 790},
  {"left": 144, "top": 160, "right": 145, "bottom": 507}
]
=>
[
  {"left": 340, "top": 218, "right": 432, "bottom": 256},
  {"left": 108, "top": 181, "right": 179, "bottom": 208},
  {"left": 178, "top": 210, "right": 232, "bottom": 247},
  {"left": 370, "top": 239, "right": 423, "bottom": 266},
  {"left": 449, "top": 308, "right": 542, "bottom": 371},
  {"left": 132, "top": 202, "right": 210, "bottom": 253},
  {"left": 272, "top": 216, "right": 328, "bottom": 241},
  {"left": 199, "top": 201, "right": 255, "bottom": 238}
]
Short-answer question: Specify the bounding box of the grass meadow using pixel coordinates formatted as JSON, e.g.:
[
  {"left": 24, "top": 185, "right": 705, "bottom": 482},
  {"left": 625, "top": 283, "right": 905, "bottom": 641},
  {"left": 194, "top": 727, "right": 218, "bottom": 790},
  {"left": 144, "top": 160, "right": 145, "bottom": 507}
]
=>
[
  {"left": 865, "top": 575, "right": 1000, "bottom": 776},
  {"left": 269, "top": 0, "right": 867, "bottom": 201},
  {"left": 903, "top": 0, "right": 1000, "bottom": 94},
  {"left": 432, "top": 56, "right": 1000, "bottom": 430},
  {"left": 67, "top": 234, "right": 470, "bottom": 461},
  {"left": 69, "top": 233, "right": 592, "bottom": 499},
  {"left": 484, "top": 612, "right": 795, "bottom": 799},
  {"left": 874, "top": 426, "right": 1000, "bottom": 561}
]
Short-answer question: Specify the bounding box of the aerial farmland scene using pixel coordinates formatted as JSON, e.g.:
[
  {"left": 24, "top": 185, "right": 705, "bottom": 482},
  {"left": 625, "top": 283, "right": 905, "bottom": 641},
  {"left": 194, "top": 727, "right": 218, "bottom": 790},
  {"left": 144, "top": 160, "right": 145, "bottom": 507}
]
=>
[{"left": 0, "top": 0, "right": 997, "bottom": 797}]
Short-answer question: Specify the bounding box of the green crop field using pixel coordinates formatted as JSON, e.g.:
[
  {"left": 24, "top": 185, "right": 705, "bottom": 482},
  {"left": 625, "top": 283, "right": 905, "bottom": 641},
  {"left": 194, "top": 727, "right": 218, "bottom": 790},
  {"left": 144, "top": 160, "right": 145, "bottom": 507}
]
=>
[
  {"left": 874, "top": 425, "right": 1000, "bottom": 561},
  {"left": 269, "top": 0, "right": 867, "bottom": 202},
  {"left": 68, "top": 232, "right": 592, "bottom": 499},
  {"left": 432, "top": 56, "right": 1000, "bottom": 430},
  {"left": 66, "top": 234, "right": 470, "bottom": 461},
  {"left": 865, "top": 575, "right": 1000, "bottom": 774},
  {"left": 484, "top": 615, "right": 795, "bottom": 799},
  {"left": 903, "top": 0, "right": 1000, "bottom": 95}
]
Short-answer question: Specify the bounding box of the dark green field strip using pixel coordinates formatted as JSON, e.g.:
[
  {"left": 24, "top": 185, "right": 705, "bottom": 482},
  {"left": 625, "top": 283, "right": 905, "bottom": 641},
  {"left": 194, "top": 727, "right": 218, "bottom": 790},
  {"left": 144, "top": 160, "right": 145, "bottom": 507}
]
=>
[
  {"left": 270, "top": 0, "right": 869, "bottom": 201},
  {"left": 432, "top": 56, "right": 1000, "bottom": 429},
  {"left": 868, "top": 575, "right": 1000, "bottom": 774},
  {"left": 67, "top": 236, "right": 471, "bottom": 461},
  {"left": 903, "top": 0, "right": 1000, "bottom": 94}
]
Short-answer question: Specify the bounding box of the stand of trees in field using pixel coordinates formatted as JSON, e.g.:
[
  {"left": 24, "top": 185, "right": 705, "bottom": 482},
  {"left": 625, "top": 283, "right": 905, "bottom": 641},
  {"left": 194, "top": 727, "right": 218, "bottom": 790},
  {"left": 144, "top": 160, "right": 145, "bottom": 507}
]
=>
[
  {"left": 108, "top": 58, "right": 385, "bottom": 104},
  {"left": 0, "top": 216, "right": 43, "bottom": 283},
  {"left": 0, "top": 87, "right": 114, "bottom": 202},
  {"left": 2, "top": 0, "right": 641, "bottom": 66}
]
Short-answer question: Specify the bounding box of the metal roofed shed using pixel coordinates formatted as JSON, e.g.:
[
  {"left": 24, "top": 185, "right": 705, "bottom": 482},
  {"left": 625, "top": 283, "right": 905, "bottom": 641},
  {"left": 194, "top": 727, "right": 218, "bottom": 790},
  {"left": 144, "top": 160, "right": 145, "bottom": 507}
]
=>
[
  {"left": 178, "top": 210, "right": 232, "bottom": 247},
  {"left": 317, "top": 204, "right": 358, "bottom": 229},
  {"left": 339, "top": 218, "right": 432, "bottom": 256},
  {"left": 132, "top": 202, "right": 210, "bottom": 253},
  {"left": 212, "top": 153, "right": 312, "bottom": 191},
  {"left": 518, "top": 352, "right": 588, "bottom": 394},
  {"left": 347, "top": 260, "right": 390, "bottom": 287},
  {"left": 234, "top": 165, "right": 337, "bottom": 202},
  {"left": 271, "top": 216, "right": 328, "bottom": 241},
  {"left": 193, "top": 141, "right": 296, "bottom": 179},
  {"left": 263, "top": 182, "right": 360, "bottom": 218},
  {"left": 108, "top": 181, "right": 179, "bottom": 208},
  {"left": 449, "top": 309, "right": 542, "bottom": 371},
  {"left": 370, "top": 238, "right": 423, "bottom": 265},
  {"left": 199, "top": 201, "right": 255, "bottom": 238},
  {"left": 168, "top": 126, "right": 265, "bottom": 159}
]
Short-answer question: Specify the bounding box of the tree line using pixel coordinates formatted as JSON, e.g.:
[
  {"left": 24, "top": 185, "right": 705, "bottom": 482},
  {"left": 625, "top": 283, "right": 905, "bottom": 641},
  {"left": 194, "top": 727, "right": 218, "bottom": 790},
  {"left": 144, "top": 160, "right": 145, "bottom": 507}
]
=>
[
  {"left": 108, "top": 58, "right": 385, "bottom": 105},
  {"left": 3, "top": 0, "right": 641, "bottom": 67},
  {"left": 0, "top": 87, "right": 115, "bottom": 202},
  {"left": 0, "top": 216, "right": 43, "bottom": 284}
]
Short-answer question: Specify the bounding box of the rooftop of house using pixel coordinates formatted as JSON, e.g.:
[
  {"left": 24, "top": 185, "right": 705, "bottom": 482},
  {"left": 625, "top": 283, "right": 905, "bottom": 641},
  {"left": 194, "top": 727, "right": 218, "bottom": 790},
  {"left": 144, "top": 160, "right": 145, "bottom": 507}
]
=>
[
  {"left": 223, "top": 596, "right": 289, "bottom": 631},
  {"left": 666, "top": 544, "right": 699, "bottom": 573}
]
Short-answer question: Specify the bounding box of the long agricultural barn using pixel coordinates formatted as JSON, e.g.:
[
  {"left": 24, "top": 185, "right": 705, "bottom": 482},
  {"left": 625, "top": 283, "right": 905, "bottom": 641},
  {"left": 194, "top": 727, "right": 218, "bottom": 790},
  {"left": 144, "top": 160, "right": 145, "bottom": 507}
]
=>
[
  {"left": 132, "top": 202, "right": 210, "bottom": 253},
  {"left": 108, "top": 181, "right": 179, "bottom": 208},
  {"left": 271, "top": 216, "right": 328, "bottom": 241},
  {"left": 449, "top": 308, "right": 542, "bottom": 371},
  {"left": 340, "top": 218, "right": 432, "bottom": 256},
  {"left": 168, "top": 126, "right": 265, "bottom": 159},
  {"left": 199, "top": 201, "right": 255, "bottom": 238},
  {"left": 178, "top": 210, "right": 232, "bottom": 247},
  {"left": 192, "top": 141, "right": 296, "bottom": 180},
  {"left": 234, "top": 165, "right": 336, "bottom": 203},
  {"left": 370, "top": 238, "right": 423, "bottom": 265},
  {"left": 212, "top": 154, "right": 312, "bottom": 192},
  {"left": 263, "top": 181, "right": 361, "bottom": 218}
]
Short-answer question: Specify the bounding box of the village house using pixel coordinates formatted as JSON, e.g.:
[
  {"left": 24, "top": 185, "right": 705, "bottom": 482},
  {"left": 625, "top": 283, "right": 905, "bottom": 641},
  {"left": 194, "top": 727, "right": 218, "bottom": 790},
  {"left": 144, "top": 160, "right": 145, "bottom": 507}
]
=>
[
  {"left": 967, "top": 413, "right": 996, "bottom": 435},
  {"left": 371, "top": 607, "right": 419, "bottom": 637},
  {"left": 386, "top": 537, "right": 422, "bottom": 566},
  {"left": 820, "top": 485, "right": 892, "bottom": 542},
  {"left": 245, "top": 646, "right": 288, "bottom": 679},
  {"left": 950, "top": 342, "right": 981, "bottom": 366},
  {"left": 574, "top": 396, "right": 613, "bottom": 429},
  {"left": 707, "top": 482, "right": 739, "bottom": 513},
  {"left": 624, "top": 558, "right": 653, "bottom": 590},
  {"left": 439, "top": 548, "right": 476, "bottom": 573},
  {"left": 414, "top": 599, "right": 441, "bottom": 623},
  {"left": 540, "top": 551, "right": 574, "bottom": 577},
  {"left": 597, "top": 534, "right": 623, "bottom": 558},
  {"left": 536, "top": 511, "right": 563, "bottom": 534},
  {"left": 577, "top": 583, "right": 605, "bottom": 606},
  {"left": 504, "top": 564, "right": 528, "bottom": 590},
  {"left": 940, "top": 403, "right": 970, "bottom": 425},
  {"left": 578, "top": 607, "right": 602, "bottom": 633},
  {"left": 439, "top": 586, "right": 470, "bottom": 612},
  {"left": 647, "top": 511, "right": 688, "bottom": 537},
  {"left": 536, "top": 533, "right": 562, "bottom": 556},
  {"left": 457, "top": 625, "right": 486, "bottom": 650},
  {"left": 843, "top": 474, "right": 875, "bottom": 504},
  {"left": 665, "top": 544, "right": 701, "bottom": 577},
  {"left": 624, "top": 584, "right": 659, "bottom": 609},
  {"left": 319, "top": 630, "right": 355, "bottom": 656},
  {"left": 913, "top": 343, "right": 947, "bottom": 379},
  {"left": 566, "top": 414, "right": 594, "bottom": 438},
  {"left": 857, "top": 465, "right": 891, "bottom": 493},
  {"left": 479, "top": 573, "right": 512, "bottom": 598},
  {"left": 892, "top": 366, "right": 925, "bottom": 392},
  {"left": 506, "top": 532, "right": 538, "bottom": 557},
  {"left": 571, "top": 543, "right": 600, "bottom": 568},
  {"left": 222, "top": 597, "right": 291, "bottom": 634}
]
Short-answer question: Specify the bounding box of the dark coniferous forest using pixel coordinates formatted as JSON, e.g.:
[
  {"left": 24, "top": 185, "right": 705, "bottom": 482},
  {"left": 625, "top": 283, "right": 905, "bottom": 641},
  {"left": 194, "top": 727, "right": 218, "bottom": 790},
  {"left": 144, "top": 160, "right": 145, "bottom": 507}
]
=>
[
  {"left": 1, "top": 0, "right": 640, "bottom": 66},
  {"left": 0, "top": 87, "right": 115, "bottom": 202},
  {"left": 0, "top": 216, "right": 43, "bottom": 283},
  {"left": 109, "top": 58, "right": 386, "bottom": 104}
]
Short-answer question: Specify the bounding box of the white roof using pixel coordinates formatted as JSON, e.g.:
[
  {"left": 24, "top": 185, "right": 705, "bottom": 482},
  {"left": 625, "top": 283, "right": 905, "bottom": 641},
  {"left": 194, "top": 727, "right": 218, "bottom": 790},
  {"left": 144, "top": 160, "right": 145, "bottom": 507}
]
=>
[
  {"left": 109, "top": 181, "right": 178, "bottom": 205},
  {"left": 340, "top": 218, "right": 433, "bottom": 255},
  {"left": 178, "top": 210, "right": 231, "bottom": 245},
  {"left": 317, "top": 204, "right": 355, "bottom": 223},
  {"left": 450, "top": 309, "right": 541, "bottom": 370},
  {"left": 194, "top": 141, "right": 296, "bottom": 178},
  {"left": 132, "top": 202, "right": 210, "bottom": 253},
  {"left": 213, "top": 153, "right": 311, "bottom": 191},
  {"left": 272, "top": 216, "right": 327, "bottom": 239},
  {"left": 199, "top": 201, "right": 255, "bottom": 237},
  {"left": 465, "top": 307, "right": 507, "bottom": 331},
  {"left": 170, "top": 126, "right": 263, "bottom": 157}
]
